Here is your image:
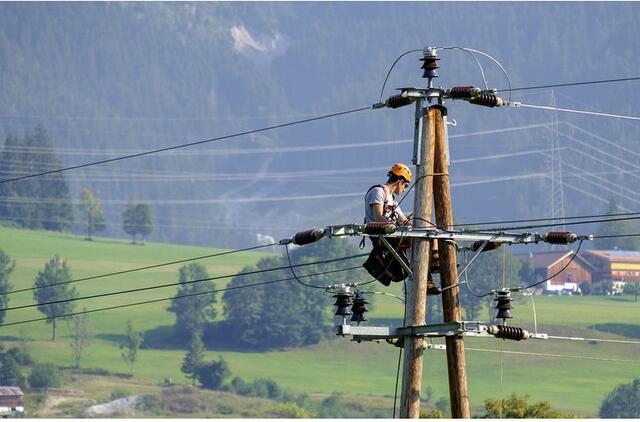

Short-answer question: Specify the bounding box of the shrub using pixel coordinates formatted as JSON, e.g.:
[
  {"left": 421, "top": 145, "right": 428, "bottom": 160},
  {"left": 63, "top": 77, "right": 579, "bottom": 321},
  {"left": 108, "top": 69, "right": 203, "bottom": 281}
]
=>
[
  {"left": 110, "top": 388, "right": 131, "bottom": 401},
  {"left": 195, "top": 357, "right": 230, "bottom": 390},
  {"left": 28, "top": 363, "right": 62, "bottom": 388},
  {"left": 7, "top": 346, "right": 34, "bottom": 366},
  {"left": 216, "top": 404, "right": 234, "bottom": 415},
  {"left": 599, "top": 378, "right": 640, "bottom": 418},
  {"left": 141, "top": 394, "right": 163, "bottom": 413},
  {"left": 228, "top": 376, "right": 253, "bottom": 396},
  {"left": 269, "top": 403, "right": 312, "bottom": 418}
]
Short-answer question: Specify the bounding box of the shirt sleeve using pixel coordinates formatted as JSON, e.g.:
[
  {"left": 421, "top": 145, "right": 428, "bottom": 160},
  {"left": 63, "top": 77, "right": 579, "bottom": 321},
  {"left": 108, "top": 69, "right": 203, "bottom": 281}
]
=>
[{"left": 366, "top": 187, "right": 386, "bottom": 206}]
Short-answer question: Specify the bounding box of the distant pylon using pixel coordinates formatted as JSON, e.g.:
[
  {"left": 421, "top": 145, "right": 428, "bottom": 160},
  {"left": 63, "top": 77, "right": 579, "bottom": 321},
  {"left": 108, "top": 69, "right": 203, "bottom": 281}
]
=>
[{"left": 548, "top": 90, "right": 566, "bottom": 249}]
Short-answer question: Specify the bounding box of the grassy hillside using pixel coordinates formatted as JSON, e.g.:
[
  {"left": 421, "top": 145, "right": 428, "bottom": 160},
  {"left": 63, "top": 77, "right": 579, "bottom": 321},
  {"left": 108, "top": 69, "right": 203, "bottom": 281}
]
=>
[{"left": 1, "top": 226, "right": 639, "bottom": 417}]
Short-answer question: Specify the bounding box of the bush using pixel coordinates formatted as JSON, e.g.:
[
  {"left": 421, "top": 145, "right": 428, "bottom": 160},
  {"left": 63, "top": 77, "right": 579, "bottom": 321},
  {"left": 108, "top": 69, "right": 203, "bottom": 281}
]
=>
[
  {"left": 227, "top": 376, "right": 253, "bottom": 396},
  {"left": 110, "top": 388, "right": 131, "bottom": 400},
  {"left": 7, "top": 346, "right": 34, "bottom": 366},
  {"left": 599, "top": 378, "right": 640, "bottom": 418},
  {"left": 252, "top": 378, "right": 282, "bottom": 400},
  {"left": 195, "top": 357, "right": 230, "bottom": 390},
  {"left": 623, "top": 282, "right": 639, "bottom": 295},
  {"left": 141, "top": 394, "right": 163, "bottom": 413},
  {"left": 268, "top": 403, "right": 313, "bottom": 418},
  {"left": 216, "top": 404, "right": 234, "bottom": 415},
  {"left": 28, "top": 363, "right": 62, "bottom": 388}
]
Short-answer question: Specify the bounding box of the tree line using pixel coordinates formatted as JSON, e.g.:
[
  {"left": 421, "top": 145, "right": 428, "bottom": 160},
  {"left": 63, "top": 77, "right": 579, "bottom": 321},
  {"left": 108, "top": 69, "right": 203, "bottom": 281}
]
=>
[{"left": 0, "top": 127, "right": 155, "bottom": 243}]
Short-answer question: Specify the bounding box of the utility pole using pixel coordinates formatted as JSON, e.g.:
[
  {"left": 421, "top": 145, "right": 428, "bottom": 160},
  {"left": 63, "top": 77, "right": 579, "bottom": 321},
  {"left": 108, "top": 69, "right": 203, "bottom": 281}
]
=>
[
  {"left": 400, "top": 104, "right": 435, "bottom": 418},
  {"left": 399, "top": 46, "right": 470, "bottom": 418},
  {"left": 433, "top": 106, "right": 471, "bottom": 418}
]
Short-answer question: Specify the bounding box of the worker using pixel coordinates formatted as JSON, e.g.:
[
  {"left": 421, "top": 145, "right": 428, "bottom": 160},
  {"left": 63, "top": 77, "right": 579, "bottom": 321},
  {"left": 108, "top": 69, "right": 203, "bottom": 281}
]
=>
[{"left": 362, "top": 163, "right": 441, "bottom": 294}]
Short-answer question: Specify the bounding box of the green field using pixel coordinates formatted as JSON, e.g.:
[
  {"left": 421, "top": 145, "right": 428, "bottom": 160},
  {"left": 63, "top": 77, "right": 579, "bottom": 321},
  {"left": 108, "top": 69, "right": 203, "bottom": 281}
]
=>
[{"left": 1, "top": 226, "right": 639, "bottom": 417}]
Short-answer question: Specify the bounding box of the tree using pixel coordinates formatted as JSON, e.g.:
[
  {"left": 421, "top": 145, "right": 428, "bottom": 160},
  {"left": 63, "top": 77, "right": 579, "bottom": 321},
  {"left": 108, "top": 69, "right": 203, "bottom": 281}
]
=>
[
  {"left": 181, "top": 332, "right": 205, "bottom": 385},
  {"left": 223, "top": 239, "right": 363, "bottom": 349},
  {"left": 120, "top": 320, "right": 144, "bottom": 377},
  {"left": 28, "top": 363, "right": 62, "bottom": 388},
  {"left": 0, "top": 346, "right": 25, "bottom": 387},
  {"left": 0, "top": 248, "right": 15, "bottom": 325},
  {"left": 484, "top": 393, "right": 575, "bottom": 418},
  {"left": 68, "top": 310, "right": 91, "bottom": 369},
  {"left": 33, "top": 255, "right": 77, "bottom": 341},
  {"left": 595, "top": 201, "right": 640, "bottom": 251},
  {"left": 168, "top": 263, "right": 216, "bottom": 341},
  {"left": 79, "top": 188, "right": 106, "bottom": 240},
  {"left": 0, "top": 126, "right": 73, "bottom": 231},
  {"left": 122, "top": 199, "right": 154, "bottom": 244},
  {"left": 195, "top": 356, "right": 230, "bottom": 390},
  {"left": 599, "top": 378, "right": 640, "bottom": 418}
]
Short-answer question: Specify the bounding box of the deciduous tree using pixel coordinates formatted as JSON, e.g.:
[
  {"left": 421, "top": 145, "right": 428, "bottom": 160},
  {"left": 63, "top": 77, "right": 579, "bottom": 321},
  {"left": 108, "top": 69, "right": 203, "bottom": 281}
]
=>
[
  {"left": 33, "top": 255, "right": 77, "bottom": 341},
  {"left": 68, "top": 309, "right": 91, "bottom": 369},
  {"left": 168, "top": 263, "right": 216, "bottom": 341},
  {"left": 599, "top": 378, "right": 640, "bottom": 418},
  {"left": 79, "top": 188, "right": 106, "bottom": 240},
  {"left": 0, "top": 249, "right": 15, "bottom": 324},
  {"left": 120, "top": 320, "right": 144, "bottom": 377}
]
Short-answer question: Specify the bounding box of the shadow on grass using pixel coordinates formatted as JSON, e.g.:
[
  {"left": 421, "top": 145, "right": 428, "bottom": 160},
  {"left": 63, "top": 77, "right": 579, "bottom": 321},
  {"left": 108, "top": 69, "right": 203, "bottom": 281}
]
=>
[
  {"left": 110, "top": 323, "right": 269, "bottom": 352},
  {"left": 589, "top": 323, "right": 640, "bottom": 339}
]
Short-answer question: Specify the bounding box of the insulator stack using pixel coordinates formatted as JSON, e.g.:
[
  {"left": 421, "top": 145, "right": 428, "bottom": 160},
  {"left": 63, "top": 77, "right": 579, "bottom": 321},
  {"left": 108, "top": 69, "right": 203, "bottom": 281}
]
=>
[
  {"left": 363, "top": 222, "right": 397, "bottom": 235},
  {"left": 292, "top": 229, "right": 325, "bottom": 246},
  {"left": 544, "top": 231, "right": 578, "bottom": 245},
  {"left": 488, "top": 325, "right": 530, "bottom": 341},
  {"left": 350, "top": 291, "right": 369, "bottom": 323},
  {"left": 334, "top": 293, "right": 354, "bottom": 317},
  {"left": 494, "top": 290, "right": 513, "bottom": 320},
  {"left": 420, "top": 47, "right": 440, "bottom": 80},
  {"left": 385, "top": 94, "right": 415, "bottom": 109},
  {"left": 469, "top": 240, "right": 502, "bottom": 252},
  {"left": 469, "top": 93, "right": 504, "bottom": 107},
  {"left": 448, "top": 86, "right": 481, "bottom": 100}
]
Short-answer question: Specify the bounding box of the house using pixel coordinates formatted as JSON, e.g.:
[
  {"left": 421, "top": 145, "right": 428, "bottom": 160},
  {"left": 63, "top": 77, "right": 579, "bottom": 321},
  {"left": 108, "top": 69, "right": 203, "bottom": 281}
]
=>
[
  {"left": 580, "top": 250, "right": 640, "bottom": 294},
  {"left": 0, "top": 386, "right": 24, "bottom": 417},
  {"left": 517, "top": 250, "right": 595, "bottom": 294}
]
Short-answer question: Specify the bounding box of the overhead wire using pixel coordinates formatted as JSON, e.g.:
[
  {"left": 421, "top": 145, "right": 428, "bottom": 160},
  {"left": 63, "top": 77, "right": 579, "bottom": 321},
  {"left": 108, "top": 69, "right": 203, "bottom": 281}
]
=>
[
  {"left": 0, "top": 106, "right": 371, "bottom": 185},
  {"left": 0, "top": 253, "right": 368, "bottom": 312},
  {"left": 0, "top": 265, "right": 360, "bottom": 328},
  {"left": 463, "top": 347, "right": 640, "bottom": 364},
  {"left": 2, "top": 242, "right": 279, "bottom": 296},
  {"left": 499, "top": 76, "right": 640, "bottom": 93}
]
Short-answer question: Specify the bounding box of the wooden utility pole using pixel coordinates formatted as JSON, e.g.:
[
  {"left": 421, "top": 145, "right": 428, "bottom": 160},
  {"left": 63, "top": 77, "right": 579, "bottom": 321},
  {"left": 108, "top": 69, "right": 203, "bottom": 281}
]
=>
[
  {"left": 400, "top": 105, "right": 436, "bottom": 418},
  {"left": 433, "top": 106, "right": 471, "bottom": 418}
]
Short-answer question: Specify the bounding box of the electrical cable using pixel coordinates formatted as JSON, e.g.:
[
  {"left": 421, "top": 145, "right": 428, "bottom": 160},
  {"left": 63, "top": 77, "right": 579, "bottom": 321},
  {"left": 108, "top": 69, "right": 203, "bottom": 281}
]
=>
[
  {"left": 499, "top": 76, "right": 640, "bottom": 93},
  {"left": 464, "top": 347, "right": 640, "bottom": 364},
  {"left": 484, "top": 215, "right": 640, "bottom": 232},
  {"left": 521, "top": 240, "right": 584, "bottom": 291},
  {"left": 0, "top": 253, "right": 368, "bottom": 313},
  {"left": 0, "top": 106, "right": 371, "bottom": 185},
  {"left": 284, "top": 244, "right": 332, "bottom": 290},
  {"left": 392, "top": 277, "right": 409, "bottom": 419},
  {"left": 378, "top": 49, "right": 422, "bottom": 103},
  {"left": 514, "top": 102, "right": 640, "bottom": 122},
  {"left": 1, "top": 243, "right": 279, "bottom": 296},
  {"left": 593, "top": 233, "right": 640, "bottom": 239},
  {"left": 0, "top": 265, "right": 358, "bottom": 328},
  {"left": 455, "top": 211, "right": 640, "bottom": 229}
]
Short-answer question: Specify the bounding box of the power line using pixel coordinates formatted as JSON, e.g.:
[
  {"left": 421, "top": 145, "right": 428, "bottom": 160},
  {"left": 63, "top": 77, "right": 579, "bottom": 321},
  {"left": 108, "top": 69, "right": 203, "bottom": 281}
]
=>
[
  {"left": 485, "top": 215, "right": 640, "bottom": 232},
  {"left": 0, "top": 106, "right": 371, "bottom": 185},
  {"left": 0, "top": 253, "right": 368, "bottom": 313},
  {"left": 2, "top": 243, "right": 279, "bottom": 297},
  {"left": 455, "top": 211, "right": 640, "bottom": 228},
  {"left": 0, "top": 265, "right": 360, "bottom": 328},
  {"left": 464, "top": 347, "right": 640, "bottom": 364},
  {"left": 499, "top": 76, "right": 640, "bottom": 93},
  {"left": 514, "top": 102, "right": 640, "bottom": 122}
]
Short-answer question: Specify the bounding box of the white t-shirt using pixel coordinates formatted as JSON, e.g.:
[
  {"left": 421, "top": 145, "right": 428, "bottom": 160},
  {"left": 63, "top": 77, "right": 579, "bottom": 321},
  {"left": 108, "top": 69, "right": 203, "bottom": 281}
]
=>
[{"left": 364, "top": 185, "right": 404, "bottom": 223}]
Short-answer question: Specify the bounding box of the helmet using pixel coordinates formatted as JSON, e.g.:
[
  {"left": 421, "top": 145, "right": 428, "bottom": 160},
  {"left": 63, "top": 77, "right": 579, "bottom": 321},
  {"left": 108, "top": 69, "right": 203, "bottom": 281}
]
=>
[{"left": 389, "top": 163, "right": 412, "bottom": 183}]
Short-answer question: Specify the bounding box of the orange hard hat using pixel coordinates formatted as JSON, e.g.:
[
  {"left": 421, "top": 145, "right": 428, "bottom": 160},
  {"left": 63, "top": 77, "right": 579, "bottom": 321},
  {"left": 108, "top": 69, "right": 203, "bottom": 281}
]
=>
[{"left": 389, "top": 163, "right": 412, "bottom": 183}]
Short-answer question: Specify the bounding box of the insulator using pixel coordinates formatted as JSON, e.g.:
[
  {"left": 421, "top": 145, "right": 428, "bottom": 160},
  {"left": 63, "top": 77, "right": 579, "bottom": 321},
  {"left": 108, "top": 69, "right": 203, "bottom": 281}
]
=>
[
  {"left": 385, "top": 94, "right": 414, "bottom": 109},
  {"left": 448, "top": 86, "right": 481, "bottom": 100},
  {"left": 420, "top": 48, "right": 440, "bottom": 79},
  {"left": 494, "top": 290, "right": 513, "bottom": 320},
  {"left": 292, "top": 228, "right": 325, "bottom": 246},
  {"left": 470, "top": 240, "right": 502, "bottom": 252},
  {"left": 469, "top": 93, "right": 504, "bottom": 108},
  {"left": 544, "top": 231, "right": 578, "bottom": 245},
  {"left": 350, "top": 291, "right": 369, "bottom": 322},
  {"left": 363, "top": 222, "right": 397, "bottom": 236},
  {"left": 488, "top": 325, "right": 530, "bottom": 341},
  {"left": 334, "top": 293, "right": 353, "bottom": 316}
]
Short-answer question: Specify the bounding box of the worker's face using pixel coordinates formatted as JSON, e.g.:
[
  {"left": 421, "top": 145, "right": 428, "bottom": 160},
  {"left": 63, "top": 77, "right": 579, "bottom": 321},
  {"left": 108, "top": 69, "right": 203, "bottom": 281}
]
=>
[{"left": 393, "top": 179, "right": 409, "bottom": 194}]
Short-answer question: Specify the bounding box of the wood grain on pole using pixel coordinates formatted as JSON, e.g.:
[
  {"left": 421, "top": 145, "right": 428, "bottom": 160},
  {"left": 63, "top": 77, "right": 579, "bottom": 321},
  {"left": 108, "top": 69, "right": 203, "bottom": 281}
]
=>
[
  {"left": 400, "top": 106, "right": 436, "bottom": 418},
  {"left": 432, "top": 105, "right": 471, "bottom": 418}
]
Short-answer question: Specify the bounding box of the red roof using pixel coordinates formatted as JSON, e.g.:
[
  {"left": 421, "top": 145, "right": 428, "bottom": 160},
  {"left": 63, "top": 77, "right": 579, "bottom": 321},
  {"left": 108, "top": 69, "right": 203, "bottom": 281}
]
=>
[
  {"left": 0, "top": 386, "right": 23, "bottom": 396},
  {"left": 517, "top": 251, "right": 596, "bottom": 271}
]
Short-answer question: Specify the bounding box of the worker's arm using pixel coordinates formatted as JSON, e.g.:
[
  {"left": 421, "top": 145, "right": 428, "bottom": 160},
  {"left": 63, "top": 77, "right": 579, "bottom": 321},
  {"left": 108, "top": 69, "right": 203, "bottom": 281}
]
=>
[
  {"left": 371, "top": 203, "right": 389, "bottom": 223},
  {"left": 395, "top": 209, "right": 412, "bottom": 226}
]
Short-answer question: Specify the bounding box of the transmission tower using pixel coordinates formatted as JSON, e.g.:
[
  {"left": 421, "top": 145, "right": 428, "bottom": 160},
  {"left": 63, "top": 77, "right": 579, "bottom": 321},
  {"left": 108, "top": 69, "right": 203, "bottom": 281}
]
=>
[{"left": 548, "top": 90, "right": 567, "bottom": 246}]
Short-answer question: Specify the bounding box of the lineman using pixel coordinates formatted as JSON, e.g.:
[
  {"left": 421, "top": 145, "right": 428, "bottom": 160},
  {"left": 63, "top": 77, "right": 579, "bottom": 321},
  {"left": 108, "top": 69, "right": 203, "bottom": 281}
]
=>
[{"left": 362, "top": 163, "right": 441, "bottom": 294}]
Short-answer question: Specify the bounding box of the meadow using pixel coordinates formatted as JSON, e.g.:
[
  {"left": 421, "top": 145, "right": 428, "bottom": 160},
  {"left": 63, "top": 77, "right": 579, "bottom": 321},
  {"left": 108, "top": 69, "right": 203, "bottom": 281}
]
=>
[{"left": 1, "top": 226, "right": 639, "bottom": 417}]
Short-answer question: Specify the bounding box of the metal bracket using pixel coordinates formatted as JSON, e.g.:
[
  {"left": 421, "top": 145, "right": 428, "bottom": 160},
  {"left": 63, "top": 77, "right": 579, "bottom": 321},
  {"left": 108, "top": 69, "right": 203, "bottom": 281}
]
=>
[{"left": 337, "top": 321, "right": 548, "bottom": 343}]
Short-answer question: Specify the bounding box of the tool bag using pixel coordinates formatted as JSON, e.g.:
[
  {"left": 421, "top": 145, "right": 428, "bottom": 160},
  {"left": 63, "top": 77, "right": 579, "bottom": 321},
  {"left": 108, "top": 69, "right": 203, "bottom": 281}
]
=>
[{"left": 362, "top": 238, "right": 411, "bottom": 286}]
